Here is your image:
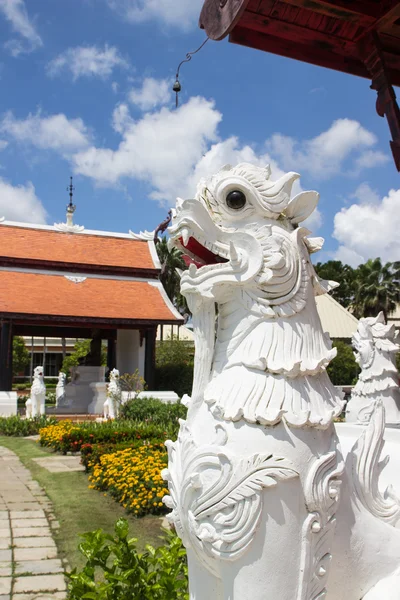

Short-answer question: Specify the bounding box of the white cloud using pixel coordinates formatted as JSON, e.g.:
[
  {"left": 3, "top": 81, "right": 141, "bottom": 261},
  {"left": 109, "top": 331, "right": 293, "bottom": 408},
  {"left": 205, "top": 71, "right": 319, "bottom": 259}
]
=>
[
  {"left": 106, "top": 0, "right": 203, "bottom": 29},
  {"left": 0, "top": 177, "right": 47, "bottom": 223},
  {"left": 0, "top": 0, "right": 42, "bottom": 55},
  {"left": 333, "top": 183, "right": 400, "bottom": 266},
  {"left": 47, "top": 45, "right": 128, "bottom": 81},
  {"left": 129, "top": 77, "right": 172, "bottom": 111},
  {"left": 0, "top": 140, "right": 8, "bottom": 150},
  {"left": 73, "top": 96, "right": 222, "bottom": 199},
  {"left": 1, "top": 111, "right": 90, "bottom": 155},
  {"left": 354, "top": 149, "right": 389, "bottom": 170},
  {"left": 72, "top": 100, "right": 322, "bottom": 231},
  {"left": 111, "top": 103, "right": 133, "bottom": 134},
  {"left": 267, "top": 119, "right": 381, "bottom": 179}
]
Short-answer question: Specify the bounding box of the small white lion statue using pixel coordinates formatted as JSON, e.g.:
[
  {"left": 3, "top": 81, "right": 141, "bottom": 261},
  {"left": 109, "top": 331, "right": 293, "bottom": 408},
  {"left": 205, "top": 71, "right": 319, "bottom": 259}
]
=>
[
  {"left": 55, "top": 371, "right": 66, "bottom": 408},
  {"left": 25, "top": 365, "right": 46, "bottom": 418},
  {"left": 104, "top": 368, "right": 121, "bottom": 419}
]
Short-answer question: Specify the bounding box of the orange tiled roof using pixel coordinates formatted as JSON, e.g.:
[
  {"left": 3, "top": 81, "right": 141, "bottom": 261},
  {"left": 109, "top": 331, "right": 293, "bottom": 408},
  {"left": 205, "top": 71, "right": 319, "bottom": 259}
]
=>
[
  {"left": 0, "top": 271, "right": 181, "bottom": 323},
  {"left": 0, "top": 226, "right": 156, "bottom": 272}
]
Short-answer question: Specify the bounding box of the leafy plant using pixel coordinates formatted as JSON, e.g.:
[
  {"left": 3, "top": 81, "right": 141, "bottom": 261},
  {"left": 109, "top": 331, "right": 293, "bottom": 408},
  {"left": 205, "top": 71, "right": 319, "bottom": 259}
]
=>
[
  {"left": 67, "top": 519, "right": 188, "bottom": 600},
  {"left": 0, "top": 415, "right": 56, "bottom": 437}
]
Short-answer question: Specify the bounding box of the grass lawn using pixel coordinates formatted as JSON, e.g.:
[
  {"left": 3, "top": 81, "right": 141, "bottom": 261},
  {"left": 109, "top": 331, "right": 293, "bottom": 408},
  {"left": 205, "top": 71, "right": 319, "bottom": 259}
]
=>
[{"left": 0, "top": 436, "right": 164, "bottom": 571}]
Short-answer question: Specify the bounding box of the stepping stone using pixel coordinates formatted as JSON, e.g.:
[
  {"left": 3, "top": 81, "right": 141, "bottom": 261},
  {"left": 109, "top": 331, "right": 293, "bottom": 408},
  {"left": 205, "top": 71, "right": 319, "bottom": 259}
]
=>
[
  {"left": 13, "top": 574, "right": 66, "bottom": 594},
  {"left": 13, "top": 593, "right": 67, "bottom": 600},
  {"left": 13, "top": 528, "right": 52, "bottom": 538},
  {"left": 0, "top": 578, "right": 11, "bottom": 595},
  {"left": 14, "top": 558, "right": 63, "bottom": 575},
  {"left": 12, "top": 519, "right": 48, "bottom": 529},
  {"left": 13, "top": 537, "right": 56, "bottom": 549},
  {"left": 14, "top": 547, "right": 58, "bottom": 561},
  {"left": 0, "top": 551, "right": 11, "bottom": 563},
  {"left": 32, "top": 456, "right": 84, "bottom": 473},
  {"left": 10, "top": 511, "right": 45, "bottom": 520}
]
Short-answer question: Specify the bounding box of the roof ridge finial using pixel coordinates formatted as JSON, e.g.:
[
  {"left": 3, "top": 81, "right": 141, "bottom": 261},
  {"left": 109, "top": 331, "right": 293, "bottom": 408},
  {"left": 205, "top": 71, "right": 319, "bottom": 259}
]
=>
[
  {"left": 54, "top": 176, "right": 84, "bottom": 233},
  {"left": 66, "top": 176, "right": 76, "bottom": 226}
]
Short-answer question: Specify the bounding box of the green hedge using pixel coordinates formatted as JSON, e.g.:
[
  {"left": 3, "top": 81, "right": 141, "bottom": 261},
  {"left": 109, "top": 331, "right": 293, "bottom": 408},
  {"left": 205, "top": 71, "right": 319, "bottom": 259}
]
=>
[
  {"left": 0, "top": 415, "right": 56, "bottom": 437},
  {"left": 120, "top": 397, "right": 187, "bottom": 427},
  {"left": 155, "top": 365, "right": 193, "bottom": 398}
]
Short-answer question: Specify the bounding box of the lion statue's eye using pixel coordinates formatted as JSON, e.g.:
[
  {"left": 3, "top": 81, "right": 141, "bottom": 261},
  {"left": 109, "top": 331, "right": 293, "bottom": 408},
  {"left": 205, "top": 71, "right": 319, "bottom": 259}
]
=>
[{"left": 226, "top": 190, "right": 246, "bottom": 210}]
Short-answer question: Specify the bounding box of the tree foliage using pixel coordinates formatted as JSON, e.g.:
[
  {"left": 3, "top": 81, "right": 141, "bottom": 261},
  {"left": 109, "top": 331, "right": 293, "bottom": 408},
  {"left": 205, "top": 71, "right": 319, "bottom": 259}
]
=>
[
  {"left": 12, "top": 336, "right": 30, "bottom": 376},
  {"left": 314, "top": 258, "right": 400, "bottom": 320},
  {"left": 327, "top": 341, "right": 360, "bottom": 386},
  {"left": 156, "top": 236, "right": 189, "bottom": 315},
  {"left": 314, "top": 260, "right": 357, "bottom": 308},
  {"left": 350, "top": 258, "right": 400, "bottom": 320}
]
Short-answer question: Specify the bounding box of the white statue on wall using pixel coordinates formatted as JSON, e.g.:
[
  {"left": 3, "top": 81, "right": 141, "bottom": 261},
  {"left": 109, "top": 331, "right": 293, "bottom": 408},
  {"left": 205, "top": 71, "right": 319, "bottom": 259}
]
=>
[
  {"left": 346, "top": 312, "right": 400, "bottom": 426},
  {"left": 25, "top": 365, "right": 46, "bottom": 418},
  {"left": 55, "top": 371, "right": 66, "bottom": 408},
  {"left": 162, "top": 163, "right": 400, "bottom": 599},
  {"left": 104, "top": 368, "right": 121, "bottom": 419}
]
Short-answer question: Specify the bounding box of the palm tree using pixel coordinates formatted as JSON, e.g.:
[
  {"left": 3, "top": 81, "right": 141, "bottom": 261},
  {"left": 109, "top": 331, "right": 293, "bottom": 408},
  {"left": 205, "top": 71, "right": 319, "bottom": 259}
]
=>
[
  {"left": 351, "top": 258, "right": 400, "bottom": 321},
  {"left": 156, "top": 236, "right": 188, "bottom": 315}
]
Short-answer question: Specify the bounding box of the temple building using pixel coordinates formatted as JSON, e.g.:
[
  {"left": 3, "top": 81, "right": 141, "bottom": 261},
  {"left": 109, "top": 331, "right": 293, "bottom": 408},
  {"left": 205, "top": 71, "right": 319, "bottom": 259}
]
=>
[{"left": 0, "top": 195, "right": 182, "bottom": 395}]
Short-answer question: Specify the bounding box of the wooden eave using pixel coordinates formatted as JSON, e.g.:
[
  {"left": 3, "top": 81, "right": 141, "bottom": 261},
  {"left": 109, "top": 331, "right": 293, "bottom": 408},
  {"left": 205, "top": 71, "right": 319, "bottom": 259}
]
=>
[
  {"left": 199, "top": 0, "right": 400, "bottom": 170},
  {"left": 0, "top": 257, "right": 159, "bottom": 280}
]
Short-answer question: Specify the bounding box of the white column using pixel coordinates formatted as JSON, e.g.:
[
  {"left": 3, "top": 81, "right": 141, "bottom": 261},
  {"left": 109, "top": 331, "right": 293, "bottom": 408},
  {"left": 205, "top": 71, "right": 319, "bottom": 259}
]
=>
[
  {"left": 116, "top": 330, "right": 140, "bottom": 375},
  {"left": 138, "top": 338, "right": 146, "bottom": 379}
]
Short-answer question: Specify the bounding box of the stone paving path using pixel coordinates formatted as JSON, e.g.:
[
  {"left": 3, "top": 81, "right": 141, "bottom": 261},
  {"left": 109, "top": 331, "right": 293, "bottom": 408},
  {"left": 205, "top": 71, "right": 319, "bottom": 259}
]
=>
[{"left": 0, "top": 447, "right": 67, "bottom": 600}]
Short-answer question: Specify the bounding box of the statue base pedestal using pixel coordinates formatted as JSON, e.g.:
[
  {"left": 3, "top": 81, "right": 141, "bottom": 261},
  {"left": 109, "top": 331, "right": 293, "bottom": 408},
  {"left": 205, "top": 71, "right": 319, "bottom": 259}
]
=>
[
  {"left": 48, "top": 366, "right": 106, "bottom": 414},
  {"left": 0, "top": 392, "right": 17, "bottom": 416}
]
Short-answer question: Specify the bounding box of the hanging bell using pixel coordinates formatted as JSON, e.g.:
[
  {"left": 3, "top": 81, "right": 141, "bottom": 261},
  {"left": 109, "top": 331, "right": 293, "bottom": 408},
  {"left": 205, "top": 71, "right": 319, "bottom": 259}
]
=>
[{"left": 173, "top": 79, "right": 182, "bottom": 93}]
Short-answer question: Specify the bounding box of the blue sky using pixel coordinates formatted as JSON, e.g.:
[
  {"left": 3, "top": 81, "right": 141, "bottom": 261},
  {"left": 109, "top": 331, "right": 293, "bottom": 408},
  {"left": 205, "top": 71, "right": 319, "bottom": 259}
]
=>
[{"left": 0, "top": 0, "right": 399, "bottom": 267}]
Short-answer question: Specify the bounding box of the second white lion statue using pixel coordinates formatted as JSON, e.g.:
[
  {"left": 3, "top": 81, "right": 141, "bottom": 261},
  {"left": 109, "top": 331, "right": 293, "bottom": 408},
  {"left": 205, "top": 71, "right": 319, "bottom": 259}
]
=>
[
  {"left": 346, "top": 311, "right": 400, "bottom": 426},
  {"left": 104, "top": 368, "right": 121, "bottom": 419}
]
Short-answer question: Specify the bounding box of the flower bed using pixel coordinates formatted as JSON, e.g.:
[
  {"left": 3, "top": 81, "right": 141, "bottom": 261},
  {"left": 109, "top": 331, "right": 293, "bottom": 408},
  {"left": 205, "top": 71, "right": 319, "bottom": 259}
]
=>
[
  {"left": 39, "top": 420, "right": 175, "bottom": 454},
  {"left": 88, "top": 444, "right": 169, "bottom": 517}
]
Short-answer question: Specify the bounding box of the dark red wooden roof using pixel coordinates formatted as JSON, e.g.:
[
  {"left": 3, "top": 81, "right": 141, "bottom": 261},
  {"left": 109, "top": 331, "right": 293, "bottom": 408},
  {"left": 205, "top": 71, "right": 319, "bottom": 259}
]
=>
[{"left": 200, "top": 0, "right": 400, "bottom": 170}]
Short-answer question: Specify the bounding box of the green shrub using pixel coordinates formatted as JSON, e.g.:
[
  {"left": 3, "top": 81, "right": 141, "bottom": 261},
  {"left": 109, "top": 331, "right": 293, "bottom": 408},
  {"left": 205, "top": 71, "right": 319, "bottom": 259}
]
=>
[
  {"left": 120, "top": 397, "right": 187, "bottom": 427},
  {"left": 327, "top": 340, "right": 360, "bottom": 386},
  {"left": 0, "top": 415, "right": 56, "bottom": 437},
  {"left": 67, "top": 519, "right": 188, "bottom": 600}
]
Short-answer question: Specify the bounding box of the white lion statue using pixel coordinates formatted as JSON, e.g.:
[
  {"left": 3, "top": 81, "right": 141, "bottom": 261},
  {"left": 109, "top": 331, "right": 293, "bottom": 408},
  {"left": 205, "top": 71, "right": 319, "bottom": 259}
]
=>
[
  {"left": 162, "top": 163, "right": 400, "bottom": 600},
  {"left": 55, "top": 371, "right": 66, "bottom": 408},
  {"left": 26, "top": 365, "right": 46, "bottom": 418},
  {"left": 104, "top": 368, "right": 121, "bottom": 419},
  {"left": 346, "top": 311, "right": 400, "bottom": 425}
]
